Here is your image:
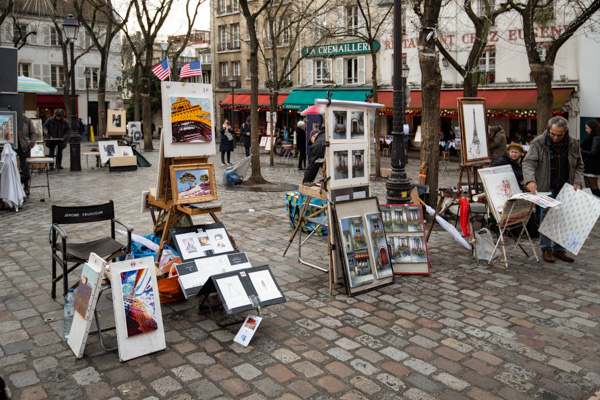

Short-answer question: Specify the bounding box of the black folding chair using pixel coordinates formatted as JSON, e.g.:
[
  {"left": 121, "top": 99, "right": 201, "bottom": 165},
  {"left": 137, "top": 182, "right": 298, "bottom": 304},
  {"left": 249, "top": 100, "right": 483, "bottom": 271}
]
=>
[{"left": 50, "top": 201, "right": 133, "bottom": 299}]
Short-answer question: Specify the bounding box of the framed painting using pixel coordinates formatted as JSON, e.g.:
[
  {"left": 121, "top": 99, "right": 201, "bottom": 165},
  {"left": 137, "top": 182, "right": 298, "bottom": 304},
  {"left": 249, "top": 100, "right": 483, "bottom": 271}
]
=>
[
  {"left": 327, "top": 107, "right": 369, "bottom": 144},
  {"left": 326, "top": 142, "right": 369, "bottom": 189},
  {"left": 127, "top": 121, "right": 142, "bottom": 141},
  {"left": 332, "top": 197, "right": 394, "bottom": 296},
  {"left": 106, "top": 109, "right": 126, "bottom": 136},
  {"left": 110, "top": 256, "right": 166, "bottom": 362},
  {"left": 31, "top": 118, "right": 43, "bottom": 140},
  {"left": 457, "top": 98, "right": 490, "bottom": 166},
  {"left": 98, "top": 140, "right": 121, "bottom": 165},
  {"left": 0, "top": 110, "right": 18, "bottom": 148},
  {"left": 478, "top": 165, "right": 522, "bottom": 222},
  {"left": 30, "top": 142, "right": 45, "bottom": 158},
  {"left": 381, "top": 204, "right": 430, "bottom": 275},
  {"left": 161, "top": 81, "right": 215, "bottom": 157},
  {"left": 170, "top": 163, "right": 217, "bottom": 204}
]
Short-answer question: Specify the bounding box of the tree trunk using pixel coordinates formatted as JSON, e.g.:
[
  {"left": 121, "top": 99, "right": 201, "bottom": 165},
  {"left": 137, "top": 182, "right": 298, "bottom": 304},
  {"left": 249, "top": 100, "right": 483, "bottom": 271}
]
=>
[
  {"left": 530, "top": 62, "right": 554, "bottom": 135},
  {"left": 97, "top": 61, "right": 108, "bottom": 138},
  {"left": 133, "top": 63, "right": 141, "bottom": 121},
  {"left": 141, "top": 75, "right": 154, "bottom": 151},
  {"left": 269, "top": 93, "right": 277, "bottom": 167},
  {"left": 463, "top": 73, "right": 479, "bottom": 98}
]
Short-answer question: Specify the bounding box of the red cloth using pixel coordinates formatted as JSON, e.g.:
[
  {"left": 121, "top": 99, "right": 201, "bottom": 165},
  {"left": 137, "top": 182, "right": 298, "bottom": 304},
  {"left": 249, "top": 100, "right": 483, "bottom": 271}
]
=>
[{"left": 458, "top": 198, "right": 470, "bottom": 237}]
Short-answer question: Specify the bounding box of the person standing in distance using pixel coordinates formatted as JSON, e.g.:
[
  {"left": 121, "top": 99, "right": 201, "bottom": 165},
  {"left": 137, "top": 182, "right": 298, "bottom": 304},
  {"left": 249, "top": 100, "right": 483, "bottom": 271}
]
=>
[
  {"left": 580, "top": 120, "right": 600, "bottom": 197},
  {"left": 522, "top": 116, "right": 584, "bottom": 263},
  {"left": 43, "top": 109, "right": 71, "bottom": 170},
  {"left": 17, "top": 114, "right": 38, "bottom": 196},
  {"left": 219, "top": 119, "right": 235, "bottom": 165},
  {"left": 240, "top": 116, "right": 251, "bottom": 157},
  {"left": 296, "top": 120, "right": 307, "bottom": 170}
]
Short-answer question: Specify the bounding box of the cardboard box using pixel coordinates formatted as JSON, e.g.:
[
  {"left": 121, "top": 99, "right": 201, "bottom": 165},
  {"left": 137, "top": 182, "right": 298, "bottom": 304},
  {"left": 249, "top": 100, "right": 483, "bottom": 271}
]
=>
[
  {"left": 380, "top": 168, "right": 391, "bottom": 178},
  {"left": 110, "top": 156, "right": 137, "bottom": 167}
]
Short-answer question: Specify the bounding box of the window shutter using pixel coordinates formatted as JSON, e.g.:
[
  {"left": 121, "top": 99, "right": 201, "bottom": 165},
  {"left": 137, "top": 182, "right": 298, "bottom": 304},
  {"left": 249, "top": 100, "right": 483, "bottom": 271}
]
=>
[
  {"left": 358, "top": 56, "right": 365, "bottom": 85},
  {"left": 43, "top": 26, "right": 50, "bottom": 46},
  {"left": 337, "top": 6, "right": 344, "bottom": 28},
  {"left": 77, "top": 66, "right": 85, "bottom": 90},
  {"left": 326, "top": 59, "right": 333, "bottom": 82},
  {"left": 336, "top": 58, "right": 343, "bottom": 85},
  {"left": 4, "top": 22, "right": 12, "bottom": 44},
  {"left": 42, "top": 64, "right": 51, "bottom": 84},
  {"left": 306, "top": 59, "right": 313, "bottom": 85},
  {"left": 33, "top": 64, "right": 41, "bottom": 80},
  {"left": 29, "top": 27, "right": 37, "bottom": 45}
]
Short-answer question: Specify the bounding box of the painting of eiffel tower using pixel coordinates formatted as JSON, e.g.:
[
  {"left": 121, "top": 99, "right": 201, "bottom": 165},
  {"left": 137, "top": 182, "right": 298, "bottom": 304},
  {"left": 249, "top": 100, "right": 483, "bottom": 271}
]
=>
[{"left": 459, "top": 99, "right": 489, "bottom": 164}]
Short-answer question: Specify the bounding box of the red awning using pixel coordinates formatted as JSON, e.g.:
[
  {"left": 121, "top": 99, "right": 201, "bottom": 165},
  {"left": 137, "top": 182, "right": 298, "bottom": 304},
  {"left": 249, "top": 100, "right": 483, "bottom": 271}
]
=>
[
  {"left": 378, "top": 88, "right": 574, "bottom": 111},
  {"left": 221, "top": 93, "right": 288, "bottom": 109}
]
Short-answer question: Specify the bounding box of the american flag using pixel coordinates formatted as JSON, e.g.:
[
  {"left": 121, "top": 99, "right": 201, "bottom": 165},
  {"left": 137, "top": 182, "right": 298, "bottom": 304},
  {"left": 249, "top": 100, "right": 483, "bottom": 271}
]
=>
[
  {"left": 152, "top": 58, "right": 171, "bottom": 81},
  {"left": 180, "top": 61, "right": 203, "bottom": 78}
]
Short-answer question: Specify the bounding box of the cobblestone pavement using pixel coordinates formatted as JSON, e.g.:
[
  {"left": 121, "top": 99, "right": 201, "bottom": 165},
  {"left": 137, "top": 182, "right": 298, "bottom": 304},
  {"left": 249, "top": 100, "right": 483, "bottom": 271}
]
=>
[{"left": 1, "top": 141, "right": 599, "bottom": 400}]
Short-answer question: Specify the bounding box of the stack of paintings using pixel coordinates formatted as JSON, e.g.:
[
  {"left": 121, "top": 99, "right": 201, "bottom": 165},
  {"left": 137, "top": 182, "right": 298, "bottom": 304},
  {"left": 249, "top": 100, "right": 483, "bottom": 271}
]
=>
[{"left": 380, "top": 204, "right": 430, "bottom": 275}]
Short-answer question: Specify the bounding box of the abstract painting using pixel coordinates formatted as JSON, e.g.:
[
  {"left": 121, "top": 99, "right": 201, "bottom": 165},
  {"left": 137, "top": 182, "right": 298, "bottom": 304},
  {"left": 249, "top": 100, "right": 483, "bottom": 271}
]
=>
[{"left": 120, "top": 267, "right": 158, "bottom": 338}]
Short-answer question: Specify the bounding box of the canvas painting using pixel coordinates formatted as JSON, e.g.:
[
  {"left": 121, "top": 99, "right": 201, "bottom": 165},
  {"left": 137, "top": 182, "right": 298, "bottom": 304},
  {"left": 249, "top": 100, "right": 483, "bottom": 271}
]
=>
[
  {"left": 478, "top": 165, "right": 522, "bottom": 222},
  {"left": 73, "top": 263, "right": 101, "bottom": 319},
  {"left": 30, "top": 143, "right": 44, "bottom": 158},
  {"left": 99, "top": 140, "right": 121, "bottom": 164},
  {"left": 410, "top": 236, "right": 428, "bottom": 263},
  {"left": 31, "top": 119, "right": 43, "bottom": 140},
  {"left": 161, "top": 82, "right": 216, "bottom": 157},
  {"left": 389, "top": 236, "right": 412, "bottom": 263},
  {"left": 350, "top": 111, "right": 365, "bottom": 140},
  {"left": 120, "top": 267, "right": 159, "bottom": 337},
  {"left": 364, "top": 212, "right": 393, "bottom": 279},
  {"left": 406, "top": 206, "right": 424, "bottom": 232},
  {"left": 333, "top": 150, "right": 349, "bottom": 180},
  {"left": 351, "top": 149, "right": 365, "bottom": 178},
  {"left": 111, "top": 257, "right": 166, "bottom": 362},
  {"left": 170, "top": 163, "right": 217, "bottom": 204},
  {"left": 339, "top": 216, "right": 374, "bottom": 288},
  {"left": 333, "top": 111, "right": 347, "bottom": 140},
  {"left": 458, "top": 98, "right": 490, "bottom": 165},
  {"left": 0, "top": 111, "right": 17, "bottom": 148},
  {"left": 170, "top": 96, "right": 212, "bottom": 143},
  {"left": 107, "top": 110, "right": 126, "bottom": 135},
  {"left": 327, "top": 143, "right": 370, "bottom": 189}
]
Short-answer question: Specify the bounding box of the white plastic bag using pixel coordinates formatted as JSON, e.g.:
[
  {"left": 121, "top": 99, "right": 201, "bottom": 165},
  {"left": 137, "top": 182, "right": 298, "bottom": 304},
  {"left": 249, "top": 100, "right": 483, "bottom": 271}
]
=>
[{"left": 474, "top": 228, "right": 500, "bottom": 261}]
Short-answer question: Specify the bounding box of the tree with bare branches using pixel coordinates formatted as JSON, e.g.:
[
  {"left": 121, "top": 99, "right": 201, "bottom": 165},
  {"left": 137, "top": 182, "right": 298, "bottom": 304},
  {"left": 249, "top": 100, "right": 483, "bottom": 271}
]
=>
[{"left": 506, "top": 0, "right": 600, "bottom": 134}]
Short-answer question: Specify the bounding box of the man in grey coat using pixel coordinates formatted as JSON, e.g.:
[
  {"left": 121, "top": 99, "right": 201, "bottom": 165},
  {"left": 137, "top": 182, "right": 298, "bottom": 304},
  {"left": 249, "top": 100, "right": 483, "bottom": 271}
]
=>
[
  {"left": 522, "top": 116, "right": 584, "bottom": 263},
  {"left": 17, "top": 115, "right": 39, "bottom": 195}
]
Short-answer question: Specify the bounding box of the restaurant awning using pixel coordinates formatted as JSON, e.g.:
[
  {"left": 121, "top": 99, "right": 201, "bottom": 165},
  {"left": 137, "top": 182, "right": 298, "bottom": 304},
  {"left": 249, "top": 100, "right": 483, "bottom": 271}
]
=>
[
  {"left": 220, "top": 93, "right": 288, "bottom": 109},
  {"left": 377, "top": 88, "right": 574, "bottom": 116},
  {"left": 283, "top": 88, "right": 373, "bottom": 110}
]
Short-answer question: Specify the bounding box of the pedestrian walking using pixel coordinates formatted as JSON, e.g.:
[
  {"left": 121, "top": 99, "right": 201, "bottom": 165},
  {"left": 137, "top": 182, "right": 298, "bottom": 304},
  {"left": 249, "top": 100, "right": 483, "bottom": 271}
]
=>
[
  {"left": 522, "top": 116, "right": 584, "bottom": 263},
  {"left": 43, "top": 109, "right": 71, "bottom": 170},
  {"left": 296, "top": 120, "right": 306, "bottom": 170}
]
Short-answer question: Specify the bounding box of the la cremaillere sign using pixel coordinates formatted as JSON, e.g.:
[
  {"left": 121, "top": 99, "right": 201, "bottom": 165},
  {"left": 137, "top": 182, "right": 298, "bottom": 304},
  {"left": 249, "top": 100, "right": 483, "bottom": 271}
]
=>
[{"left": 302, "top": 41, "right": 381, "bottom": 57}]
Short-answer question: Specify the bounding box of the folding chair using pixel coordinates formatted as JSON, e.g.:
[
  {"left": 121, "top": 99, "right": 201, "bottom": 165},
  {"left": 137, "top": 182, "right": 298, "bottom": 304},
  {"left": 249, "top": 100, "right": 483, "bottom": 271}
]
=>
[{"left": 50, "top": 201, "right": 133, "bottom": 299}]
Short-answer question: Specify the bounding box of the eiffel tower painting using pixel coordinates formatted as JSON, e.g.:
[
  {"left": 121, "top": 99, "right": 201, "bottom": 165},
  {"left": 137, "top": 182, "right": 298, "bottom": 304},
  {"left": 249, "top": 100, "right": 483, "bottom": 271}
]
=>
[{"left": 469, "top": 108, "right": 482, "bottom": 159}]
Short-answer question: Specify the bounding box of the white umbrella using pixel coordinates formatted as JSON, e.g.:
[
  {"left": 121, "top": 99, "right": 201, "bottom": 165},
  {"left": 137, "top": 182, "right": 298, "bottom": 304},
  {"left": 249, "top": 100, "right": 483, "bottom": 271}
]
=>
[
  {"left": 422, "top": 202, "right": 472, "bottom": 250},
  {"left": 0, "top": 145, "right": 26, "bottom": 211}
]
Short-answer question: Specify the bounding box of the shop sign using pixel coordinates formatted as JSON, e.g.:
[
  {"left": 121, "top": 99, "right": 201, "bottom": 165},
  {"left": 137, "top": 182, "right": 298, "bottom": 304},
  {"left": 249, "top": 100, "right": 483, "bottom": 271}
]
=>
[{"left": 302, "top": 41, "right": 380, "bottom": 57}]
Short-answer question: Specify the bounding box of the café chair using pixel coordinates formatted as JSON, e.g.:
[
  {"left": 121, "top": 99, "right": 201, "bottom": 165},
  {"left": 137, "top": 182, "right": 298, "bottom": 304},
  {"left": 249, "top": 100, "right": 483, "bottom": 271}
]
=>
[{"left": 50, "top": 200, "right": 133, "bottom": 299}]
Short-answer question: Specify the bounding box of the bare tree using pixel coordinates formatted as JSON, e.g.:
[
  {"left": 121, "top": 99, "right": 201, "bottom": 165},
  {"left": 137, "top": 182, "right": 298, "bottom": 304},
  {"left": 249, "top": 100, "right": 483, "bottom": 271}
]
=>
[
  {"left": 239, "top": 0, "right": 272, "bottom": 184},
  {"left": 506, "top": 0, "right": 600, "bottom": 134},
  {"left": 258, "top": 0, "right": 338, "bottom": 166},
  {"left": 436, "top": 0, "right": 511, "bottom": 97},
  {"left": 0, "top": 0, "right": 14, "bottom": 27},
  {"left": 411, "top": 0, "right": 444, "bottom": 205},
  {"left": 74, "top": 0, "right": 131, "bottom": 137}
]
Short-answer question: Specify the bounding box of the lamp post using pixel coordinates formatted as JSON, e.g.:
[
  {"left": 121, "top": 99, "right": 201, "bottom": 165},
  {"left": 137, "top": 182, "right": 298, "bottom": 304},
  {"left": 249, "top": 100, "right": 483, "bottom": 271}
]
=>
[
  {"left": 385, "top": 0, "right": 411, "bottom": 203},
  {"left": 84, "top": 68, "right": 90, "bottom": 141},
  {"left": 229, "top": 75, "right": 237, "bottom": 133},
  {"left": 63, "top": 14, "right": 81, "bottom": 171}
]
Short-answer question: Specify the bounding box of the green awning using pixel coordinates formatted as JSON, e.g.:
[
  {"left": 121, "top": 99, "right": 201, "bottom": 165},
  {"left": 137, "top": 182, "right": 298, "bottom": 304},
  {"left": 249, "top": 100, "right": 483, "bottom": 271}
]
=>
[{"left": 283, "top": 88, "right": 373, "bottom": 110}]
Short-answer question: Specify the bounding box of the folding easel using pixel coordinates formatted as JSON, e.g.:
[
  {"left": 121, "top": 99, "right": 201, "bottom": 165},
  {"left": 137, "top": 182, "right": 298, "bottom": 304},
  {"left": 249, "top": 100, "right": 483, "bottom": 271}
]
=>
[{"left": 489, "top": 198, "right": 538, "bottom": 270}]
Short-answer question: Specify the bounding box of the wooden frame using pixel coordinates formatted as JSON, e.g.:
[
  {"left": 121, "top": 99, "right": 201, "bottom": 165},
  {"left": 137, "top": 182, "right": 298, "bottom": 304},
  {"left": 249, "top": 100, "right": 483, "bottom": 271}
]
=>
[
  {"left": 106, "top": 109, "right": 126, "bottom": 136},
  {"left": 0, "top": 110, "right": 18, "bottom": 148},
  {"left": 457, "top": 97, "right": 490, "bottom": 166},
  {"left": 380, "top": 204, "right": 431, "bottom": 275},
  {"left": 170, "top": 163, "right": 217, "bottom": 204}
]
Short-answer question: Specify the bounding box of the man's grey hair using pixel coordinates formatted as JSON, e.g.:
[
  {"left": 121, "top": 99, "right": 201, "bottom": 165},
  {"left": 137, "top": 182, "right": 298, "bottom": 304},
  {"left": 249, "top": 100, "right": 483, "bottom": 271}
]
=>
[{"left": 547, "top": 116, "right": 569, "bottom": 132}]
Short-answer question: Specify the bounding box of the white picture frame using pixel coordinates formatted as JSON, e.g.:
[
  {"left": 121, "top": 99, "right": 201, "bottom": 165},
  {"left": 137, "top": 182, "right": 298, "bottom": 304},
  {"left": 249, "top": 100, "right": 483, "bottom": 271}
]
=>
[
  {"left": 127, "top": 121, "right": 142, "bottom": 142},
  {"left": 110, "top": 256, "right": 166, "bottom": 362},
  {"left": 98, "top": 140, "right": 122, "bottom": 165},
  {"left": 327, "top": 142, "right": 369, "bottom": 189},
  {"left": 161, "top": 81, "right": 215, "bottom": 157},
  {"left": 67, "top": 253, "right": 106, "bottom": 358},
  {"left": 327, "top": 107, "right": 369, "bottom": 144}
]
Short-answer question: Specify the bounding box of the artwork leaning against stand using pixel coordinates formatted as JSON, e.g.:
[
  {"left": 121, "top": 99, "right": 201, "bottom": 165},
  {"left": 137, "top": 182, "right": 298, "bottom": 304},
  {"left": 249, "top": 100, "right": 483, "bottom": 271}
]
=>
[
  {"left": 98, "top": 140, "right": 121, "bottom": 165},
  {"left": 332, "top": 197, "right": 394, "bottom": 296},
  {"left": 110, "top": 256, "right": 166, "bottom": 362},
  {"left": 106, "top": 109, "right": 126, "bottom": 136},
  {"left": 380, "top": 204, "right": 430, "bottom": 275},
  {"left": 170, "top": 163, "right": 217, "bottom": 205},
  {"left": 478, "top": 165, "right": 522, "bottom": 222},
  {"left": 161, "top": 81, "right": 215, "bottom": 157},
  {"left": 0, "top": 110, "right": 18, "bottom": 148},
  {"left": 457, "top": 98, "right": 490, "bottom": 166}
]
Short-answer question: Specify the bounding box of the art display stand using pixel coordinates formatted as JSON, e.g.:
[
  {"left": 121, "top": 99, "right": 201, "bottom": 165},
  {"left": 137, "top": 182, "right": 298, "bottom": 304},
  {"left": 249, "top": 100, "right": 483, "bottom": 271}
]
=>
[
  {"left": 489, "top": 199, "right": 538, "bottom": 270},
  {"left": 197, "top": 265, "right": 285, "bottom": 327},
  {"left": 148, "top": 154, "right": 223, "bottom": 263}
]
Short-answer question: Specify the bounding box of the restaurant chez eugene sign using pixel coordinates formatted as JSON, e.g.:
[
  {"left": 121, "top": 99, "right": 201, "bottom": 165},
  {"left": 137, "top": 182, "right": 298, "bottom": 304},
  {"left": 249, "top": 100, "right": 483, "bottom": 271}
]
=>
[{"left": 302, "top": 41, "right": 381, "bottom": 57}]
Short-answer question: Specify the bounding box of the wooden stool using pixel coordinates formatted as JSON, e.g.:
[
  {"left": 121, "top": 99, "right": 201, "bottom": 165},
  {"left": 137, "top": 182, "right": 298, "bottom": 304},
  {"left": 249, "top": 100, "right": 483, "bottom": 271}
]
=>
[
  {"left": 82, "top": 152, "right": 101, "bottom": 169},
  {"left": 26, "top": 157, "right": 54, "bottom": 198}
]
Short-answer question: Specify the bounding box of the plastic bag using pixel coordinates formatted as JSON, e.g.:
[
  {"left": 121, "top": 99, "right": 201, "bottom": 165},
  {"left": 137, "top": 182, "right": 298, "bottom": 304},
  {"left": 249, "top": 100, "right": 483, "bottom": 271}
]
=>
[
  {"left": 474, "top": 228, "right": 500, "bottom": 261},
  {"left": 157, "top": 257, "right": 186, "bottom": 303},
  {"left": 224, "top": 156, "right": 252, "bottom": 184}
]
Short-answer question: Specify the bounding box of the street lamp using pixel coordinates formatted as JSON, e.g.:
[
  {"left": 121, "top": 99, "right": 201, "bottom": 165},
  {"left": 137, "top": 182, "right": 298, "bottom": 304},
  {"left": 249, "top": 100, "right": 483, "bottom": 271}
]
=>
[
  {"left": 84, "top": 67, "right": 90, "bottom": 141},
  {"left": 385, "top": 0, "right": 411, "bottom": 204},
  {"left": 229, "top": 75, "right": 237, "bottom": 133},
  {"left": 63, "top": 14, "right": 81, "bottom": 171}
]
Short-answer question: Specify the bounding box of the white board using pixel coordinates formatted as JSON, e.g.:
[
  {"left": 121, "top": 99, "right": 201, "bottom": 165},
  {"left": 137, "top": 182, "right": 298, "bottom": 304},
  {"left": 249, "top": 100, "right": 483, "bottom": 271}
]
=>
[
  {"left": 161, "top": 82, "right": 215, "bottom": 157},
  {"left": 110, "top": 256, "right": 166, "bottom": 362},
  {"left": 67, "top": 253, "right": 106, "bottom": 358},
  {"left": 478, "top": 165, "right": 522, "bottom": 222},
  {"left": 539, "top": 183, "right": 600, "bottom": 255}
]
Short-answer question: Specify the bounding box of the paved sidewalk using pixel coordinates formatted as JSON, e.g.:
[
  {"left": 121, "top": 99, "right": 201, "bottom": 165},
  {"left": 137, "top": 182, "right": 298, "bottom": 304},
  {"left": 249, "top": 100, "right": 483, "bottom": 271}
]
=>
[{"left": 1, "top": 140, "right": 599, "bottom": 400}]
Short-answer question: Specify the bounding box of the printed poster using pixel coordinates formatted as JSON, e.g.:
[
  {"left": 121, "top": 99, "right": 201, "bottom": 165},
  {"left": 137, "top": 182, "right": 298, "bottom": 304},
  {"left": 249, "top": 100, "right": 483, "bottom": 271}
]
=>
[{"left": 120, "top": 267, "right": 159, "bottom": 337}]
